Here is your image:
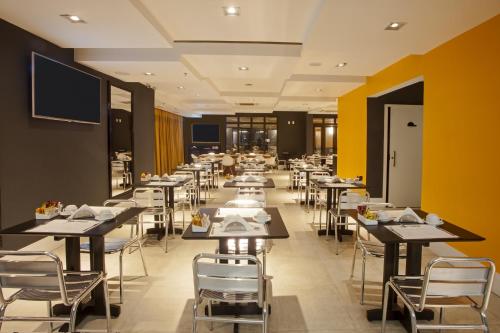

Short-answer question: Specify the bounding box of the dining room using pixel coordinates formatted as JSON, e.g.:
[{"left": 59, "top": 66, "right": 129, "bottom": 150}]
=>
[{"left": 0, "top": 1, "right": 499, "bottom": 333}]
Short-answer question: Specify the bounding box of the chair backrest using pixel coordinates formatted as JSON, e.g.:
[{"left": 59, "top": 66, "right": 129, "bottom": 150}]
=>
[
  {"left": 222, "top": 155, "right": 234, "bottom": 166},
  {"left": 419, "top": 257, "right": 496, "bottom": 312},
  {"left": 174, "top": 171, "right": 194, "bottom": 179},
  {"left": 0, "top": 251, "right": 70, "bottom": 305},
  {"left": 224, "top": 199, "right": 264, "bottom": 208},
  {"left": 133, "top": 187, "right": 165, "bottom": 209},
  {"left": 338, "top": 190, "right": 370, "bottom": 211},
  {"left": 103, "top": 198, "right": 137, "bottom": 208},
  {"left": 193, "top": 253, "right": 264, "bottom": 306},
  {"left": 311, "top": 171, "right": 330, "bottom": 179}
]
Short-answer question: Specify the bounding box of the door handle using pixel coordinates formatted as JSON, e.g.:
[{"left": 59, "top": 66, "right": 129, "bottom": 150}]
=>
[{"left": 391, "top": 150, "right": 396, "bottom": 167}]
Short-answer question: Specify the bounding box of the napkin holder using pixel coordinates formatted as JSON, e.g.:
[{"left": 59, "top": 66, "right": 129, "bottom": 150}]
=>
[{"left": 192, "top": 214, "right": 210, "bottom": 232}]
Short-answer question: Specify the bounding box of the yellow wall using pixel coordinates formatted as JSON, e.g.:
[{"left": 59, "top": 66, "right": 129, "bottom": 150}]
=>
[{"left": 338, "top": 15, "right": 500, "bottom": 265}]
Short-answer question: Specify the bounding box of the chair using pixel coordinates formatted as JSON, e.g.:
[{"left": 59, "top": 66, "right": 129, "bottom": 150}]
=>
[
  {"left": 309, "top": 171, "right": 330, "bottom": 221},
  {"left": 133, "top": 187, "right": 173, "bottom": 253},
  {"left": 191, "top": 153, "right": 199, "bottom": 163},
  {"left": 0, "top": 251, "right": 111, "bottom": 333},
  {"left": 327, "top": 190, "right": 370, "bottom": 254},
  {"left": 221, "top": 155, "right": 235, "bottom": 175},
  {"left": 80, "top": 199, "right": 148, "bottom": 304},
  {"left": 382, "top": 257, "right": 496, "bottom": 333},
  {"left": 111, "top": 160, "right": 131, "bottom": 189},
  {"left": 192, "top": 253, "right": 271, "bottom": 333}
]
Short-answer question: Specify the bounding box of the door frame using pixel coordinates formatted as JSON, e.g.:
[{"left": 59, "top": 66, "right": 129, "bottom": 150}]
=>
[{"left": 382, "top": 104, "right": 423, "bottom": 202}]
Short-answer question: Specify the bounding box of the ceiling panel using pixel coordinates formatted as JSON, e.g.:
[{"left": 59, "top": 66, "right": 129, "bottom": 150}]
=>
[
  {"left": 281, "top": 81, "right": 364, "bottom": 98},
  {"left": 0, "top": 0, "right": 171, "bottom": 48},
  {"left": 139, "top": 0, "right": 322, "bottom": 42}
]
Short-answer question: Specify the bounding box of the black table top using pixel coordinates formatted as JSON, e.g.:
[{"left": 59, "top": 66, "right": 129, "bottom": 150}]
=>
[
  {"left": 223, "top": 179, "right": 276, "bottom": 188},
  {"left": 311, "top": 179, "right": 366, "bottom": 189},
  {"left": 0, "top": 207, "right": 146, "bottom": 238},
  {"left": 347, "top": 209, "right": 485, "bottom": 244},
  {"left": 182, "top": 207, "right": 289, "bottom": 240},
  {"left": 177, "top": 166, "right": 205, "bottom": 171},
  {"left": 137, "top": 178, "right": 192, "bottom": 188}
]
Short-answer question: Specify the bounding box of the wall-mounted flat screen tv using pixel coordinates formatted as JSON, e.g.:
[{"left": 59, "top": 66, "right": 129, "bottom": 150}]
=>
[
  {"left": 32, "top": 52, "right": 101, "bottom": 124},
  {"left": 192, "top": 124, "right": 220, "bottom": 143}
]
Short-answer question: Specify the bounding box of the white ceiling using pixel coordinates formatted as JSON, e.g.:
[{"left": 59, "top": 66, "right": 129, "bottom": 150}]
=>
[{"left": 1, "top": 0, "right": 499, "bottom": 117}]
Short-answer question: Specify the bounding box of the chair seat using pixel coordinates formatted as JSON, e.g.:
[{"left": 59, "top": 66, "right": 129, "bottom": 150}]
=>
[
  {"left": 200, "top": 289, "right": 259, "bottom": 303},
  {"left": 80, "top": 238, "right": 131, "bottom": 253},
  {"left": 16, "top": 272, "right": 101, "bottom": 303}
]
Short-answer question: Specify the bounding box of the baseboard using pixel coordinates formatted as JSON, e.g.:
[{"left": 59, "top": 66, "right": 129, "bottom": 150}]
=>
[{"left": 429, "top": 243, "right": 500, "bottom": 296}]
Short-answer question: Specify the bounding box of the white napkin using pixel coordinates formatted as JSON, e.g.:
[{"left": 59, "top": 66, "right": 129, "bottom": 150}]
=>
[
  {"left": 68, "top": 204, "right": 96, "bottom": 220},
  {"left": 396, "top": 207, "right": 423, "bottom": 223},
  {"left": 222, "top": 215, "right": 253, "bottom": 232}
]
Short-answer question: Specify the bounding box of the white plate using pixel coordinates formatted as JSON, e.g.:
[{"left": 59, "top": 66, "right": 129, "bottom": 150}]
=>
[
  {"left": 378, "top": 218, "right": 392, "bottom": 223},
  {"left": 252, "top": 215, "right": 271, "bottom": 223}
]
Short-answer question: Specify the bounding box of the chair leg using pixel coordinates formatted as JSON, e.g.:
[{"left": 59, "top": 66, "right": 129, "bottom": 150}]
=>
[
  {"left": 192, "top": 303, "right": 198, "bottom": 333},
  {"left": 119, "top": 250, "right": 124, "bottom": 304},
  {"left": 0, "top": 305, "right": 6, "bottom": 331},
  {"left": 350, "top": 241, "right": 358, "bottom": 278},
  {"left": 439, "top": 308, "right": 444, "bottom": 333},
  {"left": 480, "top": 312, "right": 489, "bottom": 332},
  {"left": 334, "top": 217, "right": 339, "bottom": 254},
  {"left": 137, "top": 239, "right": 149, "bottom": 276},
  {"left": 360, "top": 254, "right": 367, "bottom": 305},
  {"left": 103, "top": 279, "right": 112, "bottom": 333},
  {"left": 262, "top": 301, "right": 268, "bottom": 333},
  {"left": 381, "top": 282, "right": 390, "bottom": 333},
  {"left": 208, "top": 300, "right": 213, "bottom": 331},
  {"left": 47, "top": 300, "right": 53, "bottom": 333}
]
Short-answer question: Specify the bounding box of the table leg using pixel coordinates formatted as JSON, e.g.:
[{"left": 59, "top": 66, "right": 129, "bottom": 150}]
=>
[
  {"left": 65, "top": 237, "right": 81, "bottom": 271},
  {"left": 317, "top": 188, "right": 332, "bottom": 236},
  {"left": 90, "top": 236, "right": 121, "bottom": 317}
]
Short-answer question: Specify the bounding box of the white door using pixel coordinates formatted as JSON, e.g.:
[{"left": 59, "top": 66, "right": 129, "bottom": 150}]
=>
[{"left": 386, "top": 104, "right": 423, "bottom": 207}]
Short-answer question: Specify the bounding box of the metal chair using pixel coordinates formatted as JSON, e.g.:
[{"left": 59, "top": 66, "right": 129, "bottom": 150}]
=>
[
  {"left": 309, "top": 171, "right": 330, "bottom": 219},
  {"left": 382, "top": 257, "right": 496, "bottom": 333},
  {"left": 192, "top": 253, "right": 271, "bottom": 333},
  {"left": 327, "top": 190, "right": 370, "bottom": 254},
  {"left": 80, "top": 199, "right": 148, "bottom": 304},
  {"left": 133, "top": 187, "right": 173, "bottom": 253},
  {"left": 0, "top": 251, "right": 111, "bottom": 333}
]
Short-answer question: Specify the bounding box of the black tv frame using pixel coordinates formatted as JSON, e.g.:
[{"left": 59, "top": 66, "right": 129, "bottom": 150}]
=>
[
  {"left": 31, "top": 52, "right": 102, "bottom": 125},
  {"left": 191, "top": 123, "right": 220, "bottom": 144}
]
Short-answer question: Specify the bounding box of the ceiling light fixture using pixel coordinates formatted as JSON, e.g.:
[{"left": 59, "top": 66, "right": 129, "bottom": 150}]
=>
[
  {"left": 335, "top": 62, "right": 347, "bottom": 68},
  {"left": 144, "top": 72, "right": 154, "bottom": 76},
  {"left": 223, "top": 6, "right": 240, "bottom": 16},
  {"left": 385, "top": 21, "right": 406, "bottom": 30},
  {"left": 245, "top": 83, "right": 253, "bottom": 86},
  {"left": 60, "top": 14, "right": 86, "bottom": 23},
  {"left": 309, "top": 62, "right": 322, "bottom": 67},
  {"left": 177, "top": 85, "right": 185, "bottom": 90},
  {"left": 238, "top": 66, "right": 249, "bottom": 71},
  {"left": 316, "top": 88, "right": 323, "bottom": 92}
]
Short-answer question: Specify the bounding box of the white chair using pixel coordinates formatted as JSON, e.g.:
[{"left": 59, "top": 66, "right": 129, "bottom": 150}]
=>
[
  {"left": 80, "top": 199, "right": 148, "bottom": 304},
  {"left": 0, "top": 251, "right": 111, "bottom": 333},
  {"left": 221, "top": 154, "right": 235, "bottom": 175},
  {"left": 133, "top": 187, "right": 173, "bottom": 253},
  {"left": 192, "top": 253, "right": 271, "bottom": 333},
  {"left": 327, "top": 190, "right": 370, "bottom": 254},
  {"left": 309, "top": 171, "right": 330, "bottom": 221},
  {"left": 191, "top": 153, "right": 199, "bottom": 163},
  {"left": 382, "top": 257, "right": 496, "bottom": 333}
]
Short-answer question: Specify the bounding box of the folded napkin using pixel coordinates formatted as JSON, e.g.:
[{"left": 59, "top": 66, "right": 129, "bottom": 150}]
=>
[
  {"left": 396, "top": 207, "right": 423, "bottom": 223},
  {"left": 68, "top": 204, "right": 96, "bottom": 220},
  {"left": 223, "top": 215, "right": 253, "bottom": 232}
]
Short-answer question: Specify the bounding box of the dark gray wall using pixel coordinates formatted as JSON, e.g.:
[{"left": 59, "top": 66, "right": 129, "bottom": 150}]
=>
[
  {"left": 276, "top": 111, "right": 307, "bottom": 159},
  {"left": 366, "top": 82, "right": 424, "bottom": 197},
  {"left": 0, "top": 19, "right": 155, "bottom": 249}
]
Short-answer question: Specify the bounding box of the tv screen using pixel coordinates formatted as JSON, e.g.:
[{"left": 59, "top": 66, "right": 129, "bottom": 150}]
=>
[
  {"left": 32, "top": 52, "right": 101, "bottom": 124},
  {"left": 192, "top": 124, "right": 220, "bottom": 143}
]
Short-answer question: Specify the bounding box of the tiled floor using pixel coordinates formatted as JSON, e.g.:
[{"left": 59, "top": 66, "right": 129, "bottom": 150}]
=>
[{"left": 2, "top": 171, "right": 500, "bottom": 332}]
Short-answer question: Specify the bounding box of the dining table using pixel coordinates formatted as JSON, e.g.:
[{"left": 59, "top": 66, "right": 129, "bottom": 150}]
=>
[
  {"left": 176, "top": 165, "right": 206, "bottom": 204},
  {"left": 310, "top": 179, "right": 366, "bottom": 237},
  {"left": 223, "top": 178, "right": 276, "bottom": 189},
  {"left": 0, "top": 206, "right": 146, "bottom": 330},
  {"left": 294, "top": 166, "right": 332, "bottom": 204},
  {"left": 347, "top": 209, "right": 484, "bottom": 332},
  {"left": 182, "top": 207, "right": 288, "bottom": 317}
]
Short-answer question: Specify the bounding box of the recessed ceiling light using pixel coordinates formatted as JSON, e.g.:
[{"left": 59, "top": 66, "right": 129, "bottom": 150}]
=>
[
  {"left": 177, "top": 86, "right": 185, "bottom": 89},
  {"left": 309, "top": 62, "right": 322, "bottom": 67},
  {"left": 144, "top": 72, "right": 154, "bottom": 76},
  {"left": 60, "top": 14, "right": 86, "bottom": 23},
  {"left": 385, "top": 22, "right": 406, "bottom": 30},
  {"left": 316, "top": 88, "right": 323, "bottom": 92},
  {"left": 245, "top": 83, "right": 253, "bottom": 86},
  {"left": 238, "top": 66, "right": 249, "bottom": 71},
  {"left": 335, "top": 62, "right": 347, "bottom": 68},
  {"left": 223, "top": 6, "right": 240, "bottom": 16}
]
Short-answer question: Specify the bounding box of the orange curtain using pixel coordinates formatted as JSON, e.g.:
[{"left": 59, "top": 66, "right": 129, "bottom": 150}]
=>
[{"left": 154, "top": 109, "right": 184, "bottom": 175}]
